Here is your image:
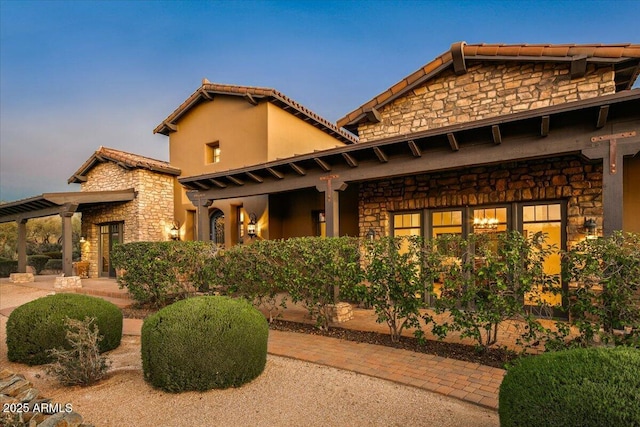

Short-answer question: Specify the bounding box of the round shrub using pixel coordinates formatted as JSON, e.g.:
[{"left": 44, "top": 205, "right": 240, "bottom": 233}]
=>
[
  {"left": 141, "top": 296, "right": 268, "bottom": 392},
  {"left": 27, "top": 255, "right": 50, "bottom": 274},
  {"left": 6, "top": 293, "right": 123, "bottom": 365},
  {"left": 499, "top": 347, "right": 640, "bottom": 427}
]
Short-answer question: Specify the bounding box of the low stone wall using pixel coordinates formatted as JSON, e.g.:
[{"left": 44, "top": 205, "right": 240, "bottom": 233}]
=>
[
  {"left": 54, "top": 276, "right": 82, "bottom": 290},
  {"left": 9, "top": 273, "right": 34, "bottom": 283},
  {"left": 0, "top": 369, "right": 91, "bottom": 427}
]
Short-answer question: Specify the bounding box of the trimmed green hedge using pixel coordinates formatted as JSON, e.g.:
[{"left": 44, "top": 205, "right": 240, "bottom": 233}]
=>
[
  {"left": 0, "top": 258, "right": 18, "bottom": 277},
  {"left": 6, "top": 293, "right": 123, "bottom": 365},
  {"left": 27, "top": 254, "right": 50, "bottom": 274},
  {"left": 141, "top": 296, "right": 268, "bottom": 392},
  {"left": 44, "top": 259, "right": 63, "bottom": 272},
  {"left": 499, "top": 347, "right": 640, "bottom": 427}
]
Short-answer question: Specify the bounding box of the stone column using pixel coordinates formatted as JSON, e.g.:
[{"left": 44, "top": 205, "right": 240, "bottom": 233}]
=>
[
  {"left": 196, "top": 197, "right": 212, "bottom": 241},
  {"left": 61, "top": 211, "right": 75, "bottom": 276}
]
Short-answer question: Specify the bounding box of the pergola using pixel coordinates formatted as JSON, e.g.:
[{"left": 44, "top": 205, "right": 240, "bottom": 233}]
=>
[
  {"left": 0, "top": 189, "right": 136, "bottom": 276},
  {"left": 179, "top": 91, "right": 640, "bottom": 240}
]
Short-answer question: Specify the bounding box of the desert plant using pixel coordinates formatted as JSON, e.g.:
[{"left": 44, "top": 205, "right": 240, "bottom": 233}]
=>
[
  {"left": 427, "top": 231, "right": 558, "bottom": 350},
  {"left": 499, "top": 347, "right": 640, "bottom": 426},
  {"left": 27, "top": 254, "right": 50, "bottom": 274},
  {"left": 46, "top": 317, "right": 111, "bottom": 386},
  {"left": 6, "top": 293, "right": 122, "bottom": 365},
  {"left": 141, "top": 296, "right": 268, "bottom": 392}
]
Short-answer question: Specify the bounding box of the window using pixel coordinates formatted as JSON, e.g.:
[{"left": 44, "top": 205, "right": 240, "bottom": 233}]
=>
[
  {"left": 431, "top": 210, "right": 463, "bottom": 238},
  {"left": 206, "top": 141, "right": 221, "bottom": 164},
  {"left": 392, "top": 212, "right": 421, "bottom": 237}
]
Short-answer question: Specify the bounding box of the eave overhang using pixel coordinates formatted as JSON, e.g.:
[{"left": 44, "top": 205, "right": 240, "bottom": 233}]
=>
[{"left": 180, "top": 90, "right": 640, "bottom": 202}]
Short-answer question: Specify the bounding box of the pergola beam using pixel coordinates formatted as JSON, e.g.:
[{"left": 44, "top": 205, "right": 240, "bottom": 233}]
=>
[
  {"left": 314, "top": 157, "right": 332, "bottom": 172},
  {"left": 290, "top": 162, "right": 306, "bottom": 176},
  {"left": 227, "top": 176, "right": 244, "bottom": 186},
  {"left": 447, "top": 133, "right": 459, "bottom": 151},
  {"left": 491, "top": 125, "right": 502, "bottom": 145},
  {"left": 408, "top": 140, "right": 422, "bottom": 157},
  {"left": 342, "top": 153, "right": 358, "bottom": 167},
  {"left": 246, "top": 172, "right": 264, "bottom": 183},
  {"left": 373, "top": 146, "right": 389, "bottom": 163},
  {"left": 541, "top": 116, "right": 550, "bottom": 137},
  {"left": 266, "top": 167, "right": 284, "bottom": 179},
  {"left": 597, "top": 105, "right": 610, "bottom": 128}
]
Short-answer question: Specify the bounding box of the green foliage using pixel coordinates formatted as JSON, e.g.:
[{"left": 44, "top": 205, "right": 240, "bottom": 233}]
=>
[
  {"left": 111, "top": 241, "right": 219, "bottom": 307},
  {"left": 6, "top": 293, "right": 122, "bottom": 365},
  {"left": 347, "top": 236, "right": 432, "bottom": 342},
  {"left": 27, "top": 254, "right": 50, "bottom": 274},
  {"left": 546, "top": 231, "right": 640, "bottom": 349},
  {"left": 141, "top": 296, "right": 268, "bottom": 392},
  {"left": 42, "top": 251, "right": 63, "bottom": 259},
  {"left": 427, "top": 232, "right": 558, "bottom": 350},
  {"left": 46, "top": 317, "right": 112, "bottom": 386},
  {"left": 0, "top": 258, "right": 18, "bottom": 277},
  {"left": 44, "top": 259, "right": 63, "bottom": 272},
  {"left": 499, "top": 347, "right": 640, "bottom": 427}
]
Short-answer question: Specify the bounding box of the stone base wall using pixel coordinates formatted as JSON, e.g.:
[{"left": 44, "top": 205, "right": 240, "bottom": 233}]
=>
[
  {"left": 358, "top": 63, "right": 615, "bottom": 143},
  {"left": 359, "top": 156, "right": 603, "bottom": 248}
]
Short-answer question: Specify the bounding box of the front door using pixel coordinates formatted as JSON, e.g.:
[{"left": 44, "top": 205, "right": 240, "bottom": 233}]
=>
[{"left": 99, "top": 222, "right": 123, "bottom": 277}]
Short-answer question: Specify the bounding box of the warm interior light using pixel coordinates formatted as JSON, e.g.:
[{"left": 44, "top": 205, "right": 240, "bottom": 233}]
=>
[
  {"left": 247, "top": 213, "right": 257, "bottom": 237},
  {"left": 473, "top": 217, "right": 499, "bottom": 230},
  {"left": 79, "top": 236, "right": 86, "bottom": 243},
  {"left": 169, "top": 221, "right": 180, "bottom": 241}
]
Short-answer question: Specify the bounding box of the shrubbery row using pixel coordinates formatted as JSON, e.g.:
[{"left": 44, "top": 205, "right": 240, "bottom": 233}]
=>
[{"left": 113, "top": 232, "right": 640, "bottom": 351}]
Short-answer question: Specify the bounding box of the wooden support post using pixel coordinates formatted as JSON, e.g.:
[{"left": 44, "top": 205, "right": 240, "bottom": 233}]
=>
[
  {"left": 61, "top": 211, "right": 74, "bottom": 276},
  {"left": 17, "top": 218, "right": 27, "bottom": 273},
  {"left": 195, "top": 197, "right": 213, "bottom": 241}
]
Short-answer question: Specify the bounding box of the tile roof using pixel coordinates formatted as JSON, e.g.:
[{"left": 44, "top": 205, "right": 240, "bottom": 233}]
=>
[
  {"left": 337, "top": 42, "right": 640, "bottom": 131},
  {"left": 154, "top": 81, "right": 358, "bottom": 144},
  {"left": 68, "top": 146, "right": 181, "bottom": 184}
]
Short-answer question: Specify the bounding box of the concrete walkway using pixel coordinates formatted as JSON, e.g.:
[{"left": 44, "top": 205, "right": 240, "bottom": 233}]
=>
[{"left": 0, "top": 275, "right": 505, "bottom": 410}]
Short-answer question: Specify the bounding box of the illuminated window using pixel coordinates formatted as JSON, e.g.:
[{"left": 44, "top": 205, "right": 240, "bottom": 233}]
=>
[
  {"left": 206, "top": 142, "right": 221, "bottom": 164},
  {"left": 392, "top": 212, "right": 422, "bottom": 237},
  {"left": 472, "top": 207, "right": 508, "bottom": 234},
  {"left": 431, "top": 210, "right": 463, "bottom": 238}
]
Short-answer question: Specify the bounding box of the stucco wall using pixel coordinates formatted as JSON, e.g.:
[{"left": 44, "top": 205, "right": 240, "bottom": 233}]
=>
[{"left": 357, "top": 63, "right": 615, "bottom": 142}]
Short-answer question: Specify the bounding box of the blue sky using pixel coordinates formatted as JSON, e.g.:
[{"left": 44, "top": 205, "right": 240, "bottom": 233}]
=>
[{"left": 1, "top": 0, "right": 639, "bottom": 201}]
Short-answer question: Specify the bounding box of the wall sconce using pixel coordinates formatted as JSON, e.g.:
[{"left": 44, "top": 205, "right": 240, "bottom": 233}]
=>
[
  {"left": 247, "top": 213, "right": 257, "bottom": 238},
  {"left": 366, "top": 228, "right": 376, "bottom": 241},
  {"left": 79, "top": 236, "right": 86, "bottom": 243},
  {"left": 169, "top": 221, "right": 180, "bottom": 241},
  {"left": 583, "top": 218, "right": 597, "bottom": 239}
]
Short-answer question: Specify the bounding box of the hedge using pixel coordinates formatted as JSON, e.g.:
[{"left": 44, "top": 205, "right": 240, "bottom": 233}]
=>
[
  {"left": 27, "top": 255, "right": 50, "bottom": 275},
  {"left": 499, "top": 347, "right": 640, "bottom": 427},
  {"left": 0, "top": 258, "right": 18, "bottom": 277},
  {"left": 6, "top": 293, "right": 123, "bottom": 365},
  {"left": 141, "top": 296, "right": 268, "bottom": 392}
]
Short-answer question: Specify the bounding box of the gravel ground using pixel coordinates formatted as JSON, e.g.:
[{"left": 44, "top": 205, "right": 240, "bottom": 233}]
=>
[{"left": 0, "top": 282, "right": 498, "bottom": 427}]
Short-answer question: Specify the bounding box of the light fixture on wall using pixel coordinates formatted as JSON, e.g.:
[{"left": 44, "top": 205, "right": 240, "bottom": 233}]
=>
[
  {"left": 583, "top": 218, "right": 597, "bottom": 239},
  {"left": 79, "top": 236, "right": 86, "bottom": 243},
  {"left": 247, "top": 213, "right": 257, "bottom": 238},
  {"left": 366, "top": 228, "right": 376, "bottom": 241},
  {"left": 169, "top": 221, "right": 180, "bottom": 241}
]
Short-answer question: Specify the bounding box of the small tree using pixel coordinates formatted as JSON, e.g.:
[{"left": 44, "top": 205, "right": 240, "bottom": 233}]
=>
[
  {"left": 348, "top": 236, "right": 426, "bottom": 342},
  {"left": 46, "top": 317, "right": 111, "bottom": 386},
  {"left": 428, "top": 231, "right": 558, "bottom": 350}
]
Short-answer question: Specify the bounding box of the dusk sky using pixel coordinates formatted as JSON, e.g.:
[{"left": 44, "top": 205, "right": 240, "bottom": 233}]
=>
[{"left": 1, "top": 0, "right": 639, "bottom": 202}]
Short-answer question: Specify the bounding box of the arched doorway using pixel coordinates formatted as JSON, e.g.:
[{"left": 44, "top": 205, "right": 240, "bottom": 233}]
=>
[{"left": 210, "top": 210, "right": 225, "bottom": 246}]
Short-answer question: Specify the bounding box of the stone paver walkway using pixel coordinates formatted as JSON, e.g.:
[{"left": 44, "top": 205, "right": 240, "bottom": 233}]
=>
[{"left": 1, "top": 276, "right": 506, "bottom": 410}]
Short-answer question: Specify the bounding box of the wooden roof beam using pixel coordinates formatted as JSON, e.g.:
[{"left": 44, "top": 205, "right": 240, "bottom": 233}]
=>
[
  {"left": 491, "top": 125, "right": 502, "bottom": 145},
  {"left": 244, "top": 93, "right": 258, "bottom": 106},
  {"left": 193, "top": 181, "right": 210, "bottom": 190},
  {"left": 245, "top": 172, "right": 264, "bottom": 183},
  {"left": 200, "top": 89, "right": 213, "bottom": 100},
  {"left": 342, "top": 152, "right": 358, "bottom": 167},
  {"left": 163, "top": 122, "right": 178, "bottom": 132},
  {"left": 314, "top": 157, "right": 332, "bottom": 172},
  {"left": 227, "top": 176, "right": 244, "bottom": 186},
  {"left": 365, "top": 107, "right": 382, "bottom": 123},
  {"left": 447, "top": 133, "right": 459, "bottom": 151},
  {"left": 209, "top": 179, "right": 227, "bottom": 188},
  {"left": 72, "top": 175, "right": 87, "bottom": 183},
  {"left": 541, "top": 115, "right": 550, "bottom": 137},
  {"left": 570, "top": 55, "right": 588, "bottom": 79},
  {"left": 596, "top": 105, "right": 610, "bottom": 128},
  {"left": 289, "top": 162, "right": 306, "bottom": 176},
  {"left": 373, "top": 146, "right": 389, "bottom": 163},
  {"left": 407, "top": 140, "right": 422, "bottom": 157},
  {"left": 451, "top": 41, "right": 467, "bottom": 75},
  {"left": 266, "top": 167, "right": 284, "bottom": 179}
]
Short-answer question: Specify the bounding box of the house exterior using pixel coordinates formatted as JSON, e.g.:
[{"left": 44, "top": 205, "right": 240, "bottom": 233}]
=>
[{"left": 1, "top": 42, "right": 638, "bottom": 285}]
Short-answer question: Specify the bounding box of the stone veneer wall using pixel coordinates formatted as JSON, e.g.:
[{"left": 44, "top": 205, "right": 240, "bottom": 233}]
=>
[
  {"left": 358, "top": 63, "right": 615, "bottom": 142},
  {"left": 79, "top": 162, "right": 174, "bottom": 278},
  {"left": 358, "top": 156, "right": 603, "bottom": 249}
]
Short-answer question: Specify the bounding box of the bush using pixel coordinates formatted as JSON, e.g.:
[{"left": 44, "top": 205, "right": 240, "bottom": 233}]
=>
[
  {"left": 6, "top": 293, "right": 122, "bottom": 365},
  {"left": 46, "top": 317, "right": 111, "bottom": 386},
  {"left": 499, "top": 347, "right": 640, "bottom": 426},
  {"left": 112, "top": 241, "right": 219, "bottom": 307},
  {"left": 0, "top": 258, "right": 18, "bottom": 277},
  {"left": 42, "top": 251, "right": 63, "bottom": 259},
  {"left": 27, "top": 254, "right": 50, "bottom": 274},
  {"left": 44, "top": 259, "right": 63, "bottom": 272},
  {"left": 141, "top": 296, "right": 268, "bottom": 392}
]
